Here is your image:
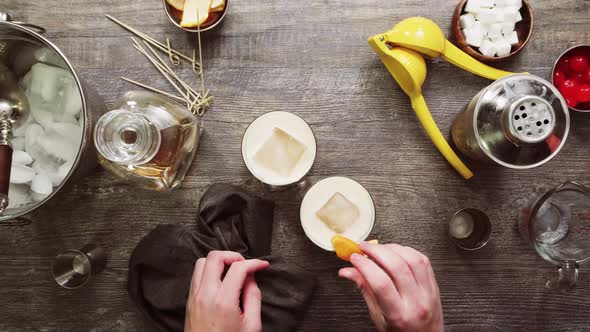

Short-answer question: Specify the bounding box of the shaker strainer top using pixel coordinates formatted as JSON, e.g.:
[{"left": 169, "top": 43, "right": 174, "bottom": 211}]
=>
[
  {"left": 508, "top": 96, "right": 556, "bottom": 143},
  {"left": 473, "top": 74, "right": 570, "bottom": 169}
]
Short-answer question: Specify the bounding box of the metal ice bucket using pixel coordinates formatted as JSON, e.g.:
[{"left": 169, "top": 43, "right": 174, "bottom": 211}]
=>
[{"left": 0, "top": 13, "right": 105, "bottom": 223}]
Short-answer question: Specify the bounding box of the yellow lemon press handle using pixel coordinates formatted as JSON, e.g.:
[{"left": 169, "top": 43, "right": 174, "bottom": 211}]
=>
[
  {"left": 409, "top": 94, "right": 474, "bottom": 180},
  {"left": 442, "top": 41, "right": 521, "bottom": 81}
]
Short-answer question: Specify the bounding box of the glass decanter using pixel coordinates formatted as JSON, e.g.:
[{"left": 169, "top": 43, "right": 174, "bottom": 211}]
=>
[{"left": 94, "top": 91, "right": 200, "bottom": 191}]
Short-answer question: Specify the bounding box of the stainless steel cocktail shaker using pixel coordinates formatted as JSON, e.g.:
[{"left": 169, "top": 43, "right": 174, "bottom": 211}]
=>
[{"left": 452, "top": 74, "right": 570, "bottom": 169}]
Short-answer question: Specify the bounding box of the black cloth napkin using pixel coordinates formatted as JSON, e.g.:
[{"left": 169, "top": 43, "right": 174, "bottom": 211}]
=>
[{"left": 128, "top": 184, "right": 317, "bottom": 332}]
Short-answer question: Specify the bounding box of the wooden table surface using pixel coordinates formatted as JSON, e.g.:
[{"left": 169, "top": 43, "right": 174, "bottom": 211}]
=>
[{"left": 2, "top": 0, "right": 590, "bottom": 331}]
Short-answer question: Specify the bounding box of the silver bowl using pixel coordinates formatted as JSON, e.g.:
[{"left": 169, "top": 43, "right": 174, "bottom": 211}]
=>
[{"left": 552, "top": 44, "right": 590, "bottom": 112}]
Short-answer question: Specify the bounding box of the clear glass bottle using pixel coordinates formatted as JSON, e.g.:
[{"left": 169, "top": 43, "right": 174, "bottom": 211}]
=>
[{"left": 94, "top": 91, "right": 200, "bottom": 191}]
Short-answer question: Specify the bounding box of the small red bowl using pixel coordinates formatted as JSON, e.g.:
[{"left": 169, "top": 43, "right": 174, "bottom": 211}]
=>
[{"left": 552, "top": 44, "right": 590, "bottom": 112}]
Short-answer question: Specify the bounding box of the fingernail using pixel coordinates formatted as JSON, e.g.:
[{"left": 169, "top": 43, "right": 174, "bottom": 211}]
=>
[
  {"left": 338, "top": 269, "right": 349, "bottom": 278},
  {"left": 350, "top": 253, "right": 362, "bottom": 262}
]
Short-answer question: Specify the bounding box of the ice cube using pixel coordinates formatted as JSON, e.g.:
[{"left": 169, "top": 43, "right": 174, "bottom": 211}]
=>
[
  {"left": 25, "top": 124, "right": 44, "bottom": 154},
  {"left": 34, "top": 48, "right": 64, "bottom": 67},
  {"left": 31, "top": 173, "right": 53, "bottom": 195},
  {"left": 61, "top": 81, "right": 82, "bottom": 116},
  {"left": 46, "top": 122, "right": 83, "bottom": 146},
  {"left": 479, "top": 39, "right": 497, "bottom": 57},
  {"left": 316, "top": 192, "right": 360, "bottom": 234},
  {"left": 13, "top": 123, "right": 30, "bottom": 138},
  {"left": 11, "top": 137, "right": 25, "bottom": 151},
  {"left": 27, "top": 134, "right": 78, "bottom": 167},
  {"left": 460, "top": 14, "right": 476, "bottom": 29},
  {"left": 32, "top": 161, "right": 62, "bottom": 186},
  {"left": 28, "top": 63, "right": 73, "bottom": 104},
  {"left": 501, "top": 22, "right": 515, "bottom": 34},
  {"left": 13, "top": 150, "right": 33, "bottom": 165},
  {"left": 253, "top": 127, "right": 307, "bottom": 177},
  {"left": 31, "top": 106, "right": 55, "bottom": 129},
  {"left": 10, "top": 164, "right": 35, "bottom": 184},
  {"left": 8, "top": 184, "right": 33, "bottom": 208},
  {"left": 56, "top": 113, "right": 78, "bottom": 125},
  {"left": 19, "top": 71, "right": 32, "bottom": 90},
  {"left": 57, "top": 161, "right": 74, "bottom": 183}
]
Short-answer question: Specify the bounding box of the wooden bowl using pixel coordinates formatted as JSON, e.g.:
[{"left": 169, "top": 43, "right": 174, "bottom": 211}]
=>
[
  {"left": 452, "top": 0, "right": 533, "bottom": 62},
  {"left": 163, "top": 0, "right": 229, "bottom": 33}
]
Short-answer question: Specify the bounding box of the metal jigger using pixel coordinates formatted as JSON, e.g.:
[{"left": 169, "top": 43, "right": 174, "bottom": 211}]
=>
[{"left": 0, "top": 63, "right": 29, "bottom": 213}]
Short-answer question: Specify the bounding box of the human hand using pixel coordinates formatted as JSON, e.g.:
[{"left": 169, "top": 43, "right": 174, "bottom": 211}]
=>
[
  {"left": 185, "top": 251, "right": 270, "bottom": 332},
  {"left": 339, "top": 243, "right": 443, "bottom": 332}
]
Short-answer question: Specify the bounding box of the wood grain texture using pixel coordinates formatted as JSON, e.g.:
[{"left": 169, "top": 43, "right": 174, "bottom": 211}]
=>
[{"left": 1, "top": 0, "right": 590, "bottom": 331}]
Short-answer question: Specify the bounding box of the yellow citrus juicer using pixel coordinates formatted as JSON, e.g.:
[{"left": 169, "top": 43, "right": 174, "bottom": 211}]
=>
[
  {"left": 368, "top": 39, "right": 473, "bottom": 179},
  {"left": 382, "top": 17, "right": 522, "bottom": 81}
]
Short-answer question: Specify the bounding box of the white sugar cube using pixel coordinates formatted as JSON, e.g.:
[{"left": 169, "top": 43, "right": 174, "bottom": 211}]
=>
[
  {"left": 254, "top": 127, "right": 307, "bottom": 177},
  {"left": 506, "top": 0, "right": 522, "bottom": 9},
  {"left": 487, "top": 23, "right": 503, "bottom": 38},
  {"left": 11, "top": 137, "right": 25, "bottom": 151},
  {"left": 505, "top": 30, "right": 519, "bottom": 45},
  {"left": 501, "top": 22, "right": 515, "bottom": 34},
  {"left": 476, "top": 8, "right": 496, "bottom": 24},
  {"left": 503, "top": 7, "right": 521, "bottom": 22},
  {"left": 460, "top": 14, "right": 476, "bottom": 29},
  {"left": 495, "top": 39, "right": 512, "bottom": 56},
  {"left": 464, "top": 0, "right": 482, "bottom": 13},
  {"left": 514, "top": 9, "right": 523, "bottom": 22},
  {"left": 13, "top": 150, "right": 33, "bottom": 166},
  {"left": 494, "top": 0, "right": 515, "bottom": 7},
  {"left": 479, "top": 0, "right": 495, "bottom": 8},
  {"left": 463, "top": 28, "right": 484, "bottom": 47},
  {"left": 479, "top": 39, "right": 497, "bottom": 57},
  {"left": 316, "top": 192, "right": 360, "bottom": 233},
  {"left": 10, "top": 164, "right": 35, "bottom": 184}
]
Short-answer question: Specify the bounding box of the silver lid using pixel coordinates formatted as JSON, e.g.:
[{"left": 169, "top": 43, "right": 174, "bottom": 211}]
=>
[{"left": 473, "top": 74, "right": 570, "bottom": 169}]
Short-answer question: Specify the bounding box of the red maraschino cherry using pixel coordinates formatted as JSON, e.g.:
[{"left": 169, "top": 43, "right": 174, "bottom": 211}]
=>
[{"left": 570, "top": 54, "right": 589, "bottom": 73}]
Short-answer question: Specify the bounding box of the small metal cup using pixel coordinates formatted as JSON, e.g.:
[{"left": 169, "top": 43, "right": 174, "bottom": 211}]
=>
[
  {"left": 448, "top": 208, "right": 492, "bottom": 251},
  {"left": 163, "top": 0, "right": 229, "bottom": 33},
  {"left": 52, "top": 244, "right": 107, "bottom": 289}
]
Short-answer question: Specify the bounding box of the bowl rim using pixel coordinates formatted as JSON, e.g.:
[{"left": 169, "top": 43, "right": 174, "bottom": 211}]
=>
[
  {"left": 163, "top": 0, "right": 229, "bottom": 33},
  {"left": 551, "top": 44, "right": 590, "bottom": 112},
  {"left": 452, "top": 0, "right": 534, "bottom": 62}
]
